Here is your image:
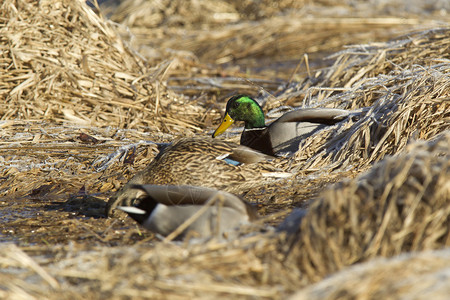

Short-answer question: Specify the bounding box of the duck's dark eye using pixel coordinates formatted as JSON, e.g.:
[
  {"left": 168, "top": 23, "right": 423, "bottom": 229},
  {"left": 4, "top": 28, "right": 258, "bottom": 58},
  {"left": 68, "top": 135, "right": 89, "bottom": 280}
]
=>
[{"left": 232, "top": 102, "right": 240, "bottom": 109}]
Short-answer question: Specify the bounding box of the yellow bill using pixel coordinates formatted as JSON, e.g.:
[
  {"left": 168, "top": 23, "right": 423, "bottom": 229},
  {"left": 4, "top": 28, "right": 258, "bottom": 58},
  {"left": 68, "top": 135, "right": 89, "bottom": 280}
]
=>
[{"left": 212, "top": 113, "right": 235, "bottom": 137}]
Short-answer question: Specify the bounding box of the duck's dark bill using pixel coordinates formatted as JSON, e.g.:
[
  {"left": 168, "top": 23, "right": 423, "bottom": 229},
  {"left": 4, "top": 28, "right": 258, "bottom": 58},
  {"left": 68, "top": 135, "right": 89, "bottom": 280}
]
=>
[{"left": 212, "top": 113, "right": 235, "bottom": 138}]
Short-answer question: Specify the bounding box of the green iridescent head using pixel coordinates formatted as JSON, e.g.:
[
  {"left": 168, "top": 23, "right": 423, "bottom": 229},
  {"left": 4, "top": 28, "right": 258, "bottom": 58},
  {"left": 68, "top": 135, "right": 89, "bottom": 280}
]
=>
[{"left": 212, "top": 95, "right": 265, "bottom": 138}]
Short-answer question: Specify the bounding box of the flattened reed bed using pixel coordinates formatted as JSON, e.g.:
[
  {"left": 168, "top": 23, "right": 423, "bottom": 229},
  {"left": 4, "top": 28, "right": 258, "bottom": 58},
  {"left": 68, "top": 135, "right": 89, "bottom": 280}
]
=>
[
  {"left": 0, "top": 121, "right": 165, "bottom": 199},
  {"left": 109, "top": 0, "right": 448, "bottom": 29},
  {"left": 110, "top": 0, "right": 445, "bottom": 68},
  {"left": 109, "top": 0, "right": 306, "bottom": 28},
  {"left": 1, "top": 133, "right": 449, "bottom": 299},
  {"left": 0, "top": 233, "right": 288, "bottom": 299}
]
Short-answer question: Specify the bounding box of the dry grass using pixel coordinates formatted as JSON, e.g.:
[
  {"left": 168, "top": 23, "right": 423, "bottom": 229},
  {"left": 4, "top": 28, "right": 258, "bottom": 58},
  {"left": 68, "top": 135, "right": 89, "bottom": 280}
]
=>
[
  {"left": 109, "top": 0, "right": 445, "bottom": 65},
  {"left": 0, "top": 0, "right": 449, "bottom": 299},
  {"left": 289, "top": 248, "right": 450, "bottom": 300},
  {"left": 0, "top": 0, "right": 205, "bottom": 134},
  {"left": 286, "top": 132, "right": 450, "bottom": 283},
  {"left": 1, "top": 133, "right": 448, "bottom": 299},
  {"left": 293, "top": 60, "right": 449, "bottom": 171},
  {"left": 105, "top": 0, "right": 447, "bottom": 99},
  {"left": 274, "top": 28, "right": 450, "bottom": 174}
]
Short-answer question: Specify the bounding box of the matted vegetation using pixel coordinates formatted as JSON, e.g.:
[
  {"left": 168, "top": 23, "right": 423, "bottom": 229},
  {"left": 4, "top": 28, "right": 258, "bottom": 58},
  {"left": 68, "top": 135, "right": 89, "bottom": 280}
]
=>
[
  {"left": 286, "top": 132, "right": 450, "bottom": 283},
  {"left": 289, "top": 248, "right": 450, "bottom": 300},
  {"left": 0, "top": 0, "right": 449, "bottom": 299},
  {"left": 1, "top": 132, "right": 449, "bottom": 298}
]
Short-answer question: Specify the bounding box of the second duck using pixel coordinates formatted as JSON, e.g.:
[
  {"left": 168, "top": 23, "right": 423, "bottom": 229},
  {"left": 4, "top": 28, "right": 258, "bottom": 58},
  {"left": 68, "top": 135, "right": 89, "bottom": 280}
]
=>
[{"left": 212, "top": 95, "right": 352, "bottom": 156}]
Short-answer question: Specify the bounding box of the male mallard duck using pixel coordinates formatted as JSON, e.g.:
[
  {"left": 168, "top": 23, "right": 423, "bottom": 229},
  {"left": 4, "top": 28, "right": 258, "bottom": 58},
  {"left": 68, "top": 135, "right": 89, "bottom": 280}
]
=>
[
  {"left": 118, "top": 184, "right": 258, "bottom": 240},
  {"left": 212, "top": 95, "right": 352, "bottom": 156},
  {"left": 106, "top": 137, "right": 285, "bottom": 217}
]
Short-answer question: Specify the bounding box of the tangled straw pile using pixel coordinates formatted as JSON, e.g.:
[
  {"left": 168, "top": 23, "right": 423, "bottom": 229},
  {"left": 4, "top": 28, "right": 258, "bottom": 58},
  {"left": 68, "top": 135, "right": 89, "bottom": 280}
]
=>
[
  {"left": 284, "top": 28, "right": 450, "bottom": 172},
  {"left": 0, "top": 0, "right": 204, "bottom": 133},
  {"left": 285, "top": 131, "right": 450, "bottom": 283}
]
